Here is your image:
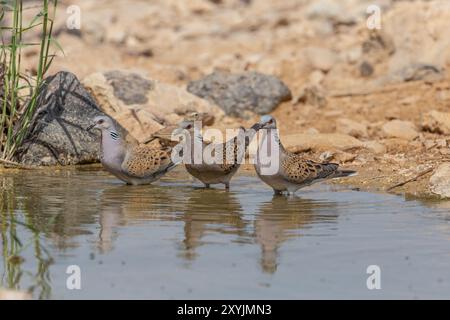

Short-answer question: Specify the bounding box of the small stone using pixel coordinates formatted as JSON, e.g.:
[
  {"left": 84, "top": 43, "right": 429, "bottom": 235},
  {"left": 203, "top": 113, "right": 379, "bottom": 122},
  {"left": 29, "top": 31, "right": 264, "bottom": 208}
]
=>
[
  {"left": 333, "top": 151, "right": 357, "bottom": 163},
  {"left": 362, "top": 31, "right": 395, "bottom": 55},
  {"left": 430, "top": 164, "right": 450, "bottom": 198},
  {"left": 363, "top": 141, "right": 386, "bottom": 154},
  {"left": 437, "top": 90, "right": 450, "bottom": 101},
  {"left": 284, "top": 133, "right": 363, "bottom": 152},
  {"left": 81, "top": 19, "right": 106, "bottom": 44},
  {"left": 360, "top": 61, "right": 374, "bottom": 77},
  {"left": 346, "top": 47, "right": 362, "bottom": 64},
  {"left": 382, "top": 120, "right": 419, "bottom": 140},
  {"left": 424, "top": 140, "right": 437, "bottom": 150},
  {"left": 308, "top": 70, "right": 325, "bottom": 85},
  {"left": 304, "top": 47, "right": 338, "bottom": 72},
  {"left": 336, "top": 118, "right": 368, "bottom": 138},
  {"left": 398, "top": 96, "right": 419, "bottom": 105},
  {"left": 319, "top": 151, "right": 334, "bottom": 161},
  {"left": 295, "top": 85, "right": 327, "bottom": 108},
  {"left": 306, "top": 0, "right": 355, "bottom": 24},
  {"left": 0, "top": 289, "right": 32, "bottom": 300},
  {"left": 399, "top": 63, "right": 443, "bottom": 82},
  {"left": 422, "top": 110, "right": 450, "bottom": 135},
  {"left": 305, "top": 127, "right": 320, "bottom": 134},
  {"left": 436, "top": 139, "right": 448, "bottom": 148},
  {"left": 383, "top": 138, "right": 411, "bottom": 153},
  {"left": 105, "top": 25, "right": 127, "bottom": 44}
]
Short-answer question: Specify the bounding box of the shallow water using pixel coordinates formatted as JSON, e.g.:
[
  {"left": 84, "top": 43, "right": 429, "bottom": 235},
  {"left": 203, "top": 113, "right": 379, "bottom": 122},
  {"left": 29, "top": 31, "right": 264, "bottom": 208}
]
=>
[{"left": 1, "top": 167, "right": 450, "bottom": 299}]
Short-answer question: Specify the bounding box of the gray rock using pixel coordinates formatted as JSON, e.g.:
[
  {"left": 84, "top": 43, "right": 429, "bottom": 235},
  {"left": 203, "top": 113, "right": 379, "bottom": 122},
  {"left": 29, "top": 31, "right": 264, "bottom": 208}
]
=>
[
  {"left": 399, "top": 63, "right": 443, "bottom": 82},
  {"left": 104, "top": 70, "right": 154, "bottom": 105},
  {"left": 14, "top": 71, "right": 118, "bottom": 165},
  {"left": 360, "top": 61, "right": 374, "bottom": 77},
  {"left": 187, "top": 71, "right": 292, "bottom": 116}
]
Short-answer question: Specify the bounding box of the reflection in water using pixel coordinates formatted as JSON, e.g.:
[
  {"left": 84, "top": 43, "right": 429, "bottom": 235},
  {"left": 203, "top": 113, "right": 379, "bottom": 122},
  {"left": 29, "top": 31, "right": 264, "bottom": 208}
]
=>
[
  {"left": 0, "top": 176, "right": 53, "bottom": 299},
  {"left": 96, "top": 185, "right": 176, "bottom": 253},
  {"left": 97, "top": 185, "right": 248, "bottom": 260},
  {"left": 178, "top": 188, "right": 247, "bottom": 261},
  {"left": 95, "top": 183, "right": 339, "bottom": 271},
  {"left": 6, "top": 169, "right": 448, "bottom": 299},
  {"left": 1, "top": 169, "right": 342, "bottom": 299},
  {"left": 255, "top": 196, "right": 338, "bottom": 274}
]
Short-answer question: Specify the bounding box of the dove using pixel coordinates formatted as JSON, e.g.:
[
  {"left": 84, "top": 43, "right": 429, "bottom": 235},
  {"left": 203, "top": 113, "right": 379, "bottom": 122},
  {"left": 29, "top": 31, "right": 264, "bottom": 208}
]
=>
[
  {"left": 251, "top": 115, "right": 356, "bottom": 195},
  {"left": 87, "top": 115, "right": 177, "bottom": 185}
]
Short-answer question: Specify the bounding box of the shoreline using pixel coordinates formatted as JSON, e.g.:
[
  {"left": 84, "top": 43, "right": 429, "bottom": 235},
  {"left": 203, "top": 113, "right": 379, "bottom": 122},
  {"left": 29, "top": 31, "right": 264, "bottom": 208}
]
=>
[{"left": 1, "top": 162, "right": 441, "bottom": 200}]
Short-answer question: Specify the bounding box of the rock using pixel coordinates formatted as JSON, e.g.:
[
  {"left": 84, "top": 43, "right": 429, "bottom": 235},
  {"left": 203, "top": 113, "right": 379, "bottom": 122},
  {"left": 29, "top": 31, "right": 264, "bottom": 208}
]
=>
[
  {"left": 398, "top": 63, "right": 443, "bottom": 82},
  {"left": 83, "top": 70, "right": 223, "bottom": 143},
  {"left": 283, "top": 133, "right": 363, "bottom": 153},
  {"left": 14, "top": 71, "right": 112, "bottom": 166},
  {"left": 319, "top": 151, "right": 333, "bottom": 161},
  {"left": 0, "top": 288, "right": 32, "bottom": 300},
  {"left": 295, "top": 85, "right": 327, "bottom": 108},
  {"left": 381, "top": 120, "right": 419, "bottom": 140},
  {"left": 308, "top": 70, "right": 325, "bottom": 85},
  {"left": 320, "top": 150, "right": 356, "bottom": 163},
  {"left": 105, "top": 24, "right": 127, "bottom": 45},
  {"left": 186, "top": 71, "right": 292, "bottom": 116},
  {"left": 436, "top": 139, "right": 448, "bottom": 148},
  {"left": 422, "top": 110, "right": 450, "bottom": 135},
  {"left": 382, "top": 138, "right": 410, "bottom": 153},
  {"left": 363, "top": 141, "right": 386, "bottom": 154},
  {"left": 424, "top": 139, "right": 437, "bottom": 150},
  {"left": 81, "top": 17, "right": 107, "bottom": 44},
  {"left": 346, "top": 47, "right": 362, "bottom": 64},
  {"left": 430, "top": 163, "right": 450, "bottom": 198},
  {"left": 360, "top": 61, "right": 374, "bottom": 77},
  {"left": 306, "top": 0, "right": 386, "bottom": 25},
  {"left": 333, "top": 151, "right": 357, "bottom": 163},
  {"left": 304, "top": 47, "right": 338, "bottom": 72},
  {"left": 336, "top": 118, "right": 368, "bottom": 138},
  {"left": 305, "top": 0, "right": 354, "bottom": 25},
  {"left": 305, "top": 127, "right": 320, "bottom": 135},
  {"left": 437, "top": 89, "right": 450, "bottom": 102},
  {"left": 362, "top": 31, "right": 396, "bottom": 57}
]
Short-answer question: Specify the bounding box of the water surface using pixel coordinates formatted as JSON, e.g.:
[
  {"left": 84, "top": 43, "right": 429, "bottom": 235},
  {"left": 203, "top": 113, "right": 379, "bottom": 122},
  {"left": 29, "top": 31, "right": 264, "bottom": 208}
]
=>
[{"left": 1, "top": 168, "right": 450, "bottom": 299}]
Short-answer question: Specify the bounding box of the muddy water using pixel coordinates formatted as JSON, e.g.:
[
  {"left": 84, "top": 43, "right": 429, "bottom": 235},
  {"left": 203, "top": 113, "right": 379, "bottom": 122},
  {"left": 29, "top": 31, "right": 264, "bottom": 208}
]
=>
[{"left": 1, "top": 167, "right": 450, "bottom": 299}]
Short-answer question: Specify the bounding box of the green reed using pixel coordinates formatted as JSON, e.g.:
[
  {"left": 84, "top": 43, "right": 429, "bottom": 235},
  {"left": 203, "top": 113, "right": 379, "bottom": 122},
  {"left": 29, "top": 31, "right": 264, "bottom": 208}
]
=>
[{"left": 0, "top": 0, "right": 59, "bottom": 161}]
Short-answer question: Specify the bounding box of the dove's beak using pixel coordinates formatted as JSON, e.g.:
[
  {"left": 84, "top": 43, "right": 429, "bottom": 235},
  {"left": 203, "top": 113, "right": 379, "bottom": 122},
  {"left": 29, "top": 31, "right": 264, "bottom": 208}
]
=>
[{"left": 250, "top": 122, "right": 262, "bottom": 131}]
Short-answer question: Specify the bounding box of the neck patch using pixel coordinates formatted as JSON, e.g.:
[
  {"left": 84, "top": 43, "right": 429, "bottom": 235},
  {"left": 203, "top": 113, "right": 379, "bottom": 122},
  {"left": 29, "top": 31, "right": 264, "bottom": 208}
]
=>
[{"left": 110, "top": 131, "right": 120, "bottom": 140}]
